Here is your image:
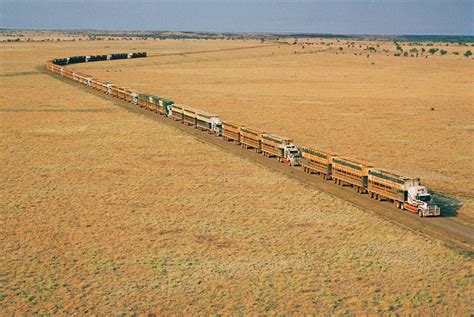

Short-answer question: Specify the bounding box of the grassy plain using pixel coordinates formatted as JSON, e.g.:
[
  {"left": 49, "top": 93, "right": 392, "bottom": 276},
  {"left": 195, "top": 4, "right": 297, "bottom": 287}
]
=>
[
  {"left": 75, "top": 39, "right": 473, "bottom": 216},
  {"left": 1, "top": 39, "right": 473, "bottom": 314}
]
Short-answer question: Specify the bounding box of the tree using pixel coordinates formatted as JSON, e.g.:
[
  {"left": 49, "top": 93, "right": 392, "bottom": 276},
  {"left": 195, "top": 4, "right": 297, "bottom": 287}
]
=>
[
  {"left": 440, "top": 49, "right": 448, "bottom": 55},
  {"left": 464, "top": 50, "right": 472, "bottom": 58},
  {"left": 429, "top": 48, "right": 438, "bottom": 55}
]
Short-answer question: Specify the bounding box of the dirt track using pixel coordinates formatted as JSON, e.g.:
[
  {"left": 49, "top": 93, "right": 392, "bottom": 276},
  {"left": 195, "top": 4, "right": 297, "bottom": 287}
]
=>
[{"left": 42, "top": 67, "right": 474, "bottom": 253}]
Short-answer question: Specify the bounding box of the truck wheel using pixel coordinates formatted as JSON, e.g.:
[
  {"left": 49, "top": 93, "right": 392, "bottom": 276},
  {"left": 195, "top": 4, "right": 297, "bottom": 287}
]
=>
[{"left": 418, "top": 210, "right": 423, "bottom": 217}]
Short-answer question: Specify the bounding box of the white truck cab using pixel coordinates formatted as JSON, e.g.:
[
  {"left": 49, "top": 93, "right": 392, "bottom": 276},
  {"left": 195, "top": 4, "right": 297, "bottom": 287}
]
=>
[
  {"left": 210, "top": 117, "right": 223, "bottom": 136},
  {"left": 406, "top": 185, "right": 441, "bottom": 217},
  {"left": 283, "top": 144, "right": 302, "bottom": 166}
]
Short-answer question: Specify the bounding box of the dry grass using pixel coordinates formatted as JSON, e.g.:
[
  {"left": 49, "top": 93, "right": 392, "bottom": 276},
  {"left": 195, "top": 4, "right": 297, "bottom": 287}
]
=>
[
  {"left": 1, "top": 39, "right": 473, "bottom": 314},
  {"left": 74, "top": 39, "right": 473, "bottom": 215}
]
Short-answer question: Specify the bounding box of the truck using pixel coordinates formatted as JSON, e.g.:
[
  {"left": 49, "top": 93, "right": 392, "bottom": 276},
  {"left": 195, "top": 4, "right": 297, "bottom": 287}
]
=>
[
  {"left": 301, "top": 146, "right": 338, "bottom": 180},
  {"left": 261, "top": 134, "right": 301, "bottom": 166},
  {"left": 158, "top": 98, "right": 174, "bottom": 116},
  {"left": 240, "top": 127, "right": 265, "bottom": 152},
  {"left": 332, "top": 157, "right": 373, "bottom": 193},
  {"left": 368, "top": 169, "right": 441, "bottom": 217},
  {"left": 222, "top": 121, "right": 241, "bottom": 143},
  {"left": 183, "top": 107, "right": 197, "bottom": 126},
  {"left": 170, "top": 104, "right": 184, "bottom": 121},
  {"left": 196, "top": 111, "right": 223, "bottom": 135}
]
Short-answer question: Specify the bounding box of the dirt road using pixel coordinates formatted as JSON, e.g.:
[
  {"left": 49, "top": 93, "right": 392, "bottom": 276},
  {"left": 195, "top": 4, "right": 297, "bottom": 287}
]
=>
[{"left": 43, "top": 68, "right": 474, "bottom": 253}]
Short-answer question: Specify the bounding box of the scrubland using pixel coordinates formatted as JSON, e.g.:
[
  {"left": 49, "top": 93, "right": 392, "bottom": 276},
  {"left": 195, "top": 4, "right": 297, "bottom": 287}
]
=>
[
  {"left": 74, "top": 38, "right": 474, "bottom": 218},
  {"left": 1, "top": 38, "right": 473, "bottom": 314}
]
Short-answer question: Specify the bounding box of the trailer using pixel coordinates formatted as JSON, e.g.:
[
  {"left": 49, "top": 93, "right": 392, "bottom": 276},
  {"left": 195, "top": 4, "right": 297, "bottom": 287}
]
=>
[
  {"left": 332, "top": 157, "right": 373, "bottom": 193},
  {"left": 98, "top": 82, "right": 110, "bottom": 94},
  {"left": 301, "top": 146, "right": 338, "bottom": 180},
  {"left": 109, "top": 53, "right": 128, "bottom": 60},
  {"left": 111, "top": 85, "right": 120, "bottom": 98},
  {"left": 170, "top": 104, "right": 184, "bottom": 121},
  {"left": 196, "top": 111, "right": 222, "bottom": 135},
  {"left": 90, "top": 79, "right": 100, "bottom": 90},
  {"left": 63, "top": 69, "right": 74, "bottom": 80},
  {"left": 183, "top": 108, "right": 197, "bottom": 126},
  {"left": 130, "top": 52, "right": 147, "bottom": 58},
  {"left": 240, "top": 127, "right": 265, "bottom": 152},
  {"left": 116, "top": 87, "right": 128, "bottom": 100},
  {"left": 222, "top": 121, "right": 241, "bottom": 143},
  {"left": 123, "top": 88, "right": 136, "bottom": 103},
  {"left": 52, "top": 58, "right": 68, "bottom": 66},
  {"left": 261, "top": 134, "right": 301, "bottom": 165},
  {"left": 368, "top": 169, "right": 441, "bottom": 216},
  {"left": 147, "top": 96, "right": 159, "bottom": 112},
  {"left": 68, "top": 56, "right": 86, "bottom": 64},
  {"left": 137, "top": 93, "right": 150, "bottom": 108}
]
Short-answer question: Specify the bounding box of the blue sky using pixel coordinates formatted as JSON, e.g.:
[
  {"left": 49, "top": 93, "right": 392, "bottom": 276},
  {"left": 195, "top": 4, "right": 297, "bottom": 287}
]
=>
[{"left": 1, "top": 0, "right": 473, "bottom": 35}]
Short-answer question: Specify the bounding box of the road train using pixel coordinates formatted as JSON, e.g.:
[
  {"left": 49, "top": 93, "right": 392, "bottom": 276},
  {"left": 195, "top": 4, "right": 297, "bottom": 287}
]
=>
[{"left": 46, "top": 52, "right": 441, "bottom": 217}]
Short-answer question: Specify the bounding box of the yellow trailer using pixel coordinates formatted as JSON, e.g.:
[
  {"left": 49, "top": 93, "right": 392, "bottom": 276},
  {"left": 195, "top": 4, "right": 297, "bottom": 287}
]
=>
[
  {"left": 183, "top": 107, "right": 197, "bottom": 126},
  {"left": 332, "top": 157, "right": 373, "bottom": 193},
  {"left": 301, "top": 146, "right": 338, "bottom": 180},
  {"left": 261, "top": 134, "right": 291, "bottom": 158},
  {"left": 240, "top": 127, "right": 265, "bottom": 152},
  {"left": 368, "top": 169, "right": 416, "bottom": 206},
  {"left": 171, "top": 104, "right": 184, "bottom": 121},
  {"left": 222, "top": 121, "right": 241, "bottom": 143},
  {"left": 124, "top": 89, "right": 136, "bottom": 103},
  {"left": 111, "top": 85, "right": 120, "bottom": 98},
  {"left": 196, "top": 111, "right": 216, "bottom": 132}
]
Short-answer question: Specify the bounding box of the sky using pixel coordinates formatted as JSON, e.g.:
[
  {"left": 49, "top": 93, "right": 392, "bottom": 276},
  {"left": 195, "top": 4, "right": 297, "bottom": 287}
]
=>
[{"left": 0, "top": 0, "right": 473, "bottom": 35}]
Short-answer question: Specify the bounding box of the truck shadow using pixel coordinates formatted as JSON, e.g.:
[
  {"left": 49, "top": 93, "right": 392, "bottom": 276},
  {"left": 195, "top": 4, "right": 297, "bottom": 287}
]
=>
[{"left": 432, "top": 192, "right": 462, "bottom": 218}]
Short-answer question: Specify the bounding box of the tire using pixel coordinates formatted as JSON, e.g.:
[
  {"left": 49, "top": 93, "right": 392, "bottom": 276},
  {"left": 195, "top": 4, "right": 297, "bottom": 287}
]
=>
[{"left": 418, "top": 210, "right": 423, "bottom": 217}]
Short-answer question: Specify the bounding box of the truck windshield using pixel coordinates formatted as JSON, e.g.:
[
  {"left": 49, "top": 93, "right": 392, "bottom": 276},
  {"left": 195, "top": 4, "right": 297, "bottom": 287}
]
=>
[{"left": 418, "top": 195, "right": 431, "bottom": 202}]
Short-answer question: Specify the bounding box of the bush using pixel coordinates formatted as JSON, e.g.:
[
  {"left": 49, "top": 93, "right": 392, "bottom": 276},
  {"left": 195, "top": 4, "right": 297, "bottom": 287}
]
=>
[
  {"left": 440, "top": 49, "right": 448, "bottom": 55},
  {"left": 464, "top": 50, "right": 472, "bottom": 57},
  {"left": 429, "top": 48, "right": 439, "bottom": 55},
  {"left": 453, "top": 51, "right": 460, "bottom": 55}
]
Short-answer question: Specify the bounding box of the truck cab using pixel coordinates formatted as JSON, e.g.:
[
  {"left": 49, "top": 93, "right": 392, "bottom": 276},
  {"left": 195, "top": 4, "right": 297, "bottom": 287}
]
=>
[
  {"left": 406, "top": 185, "right": 441, "bottom": 217},
  {"left": 283, "top": 144, "right": 301, "bottom": 166},
  {"left": 210, "top": 117, "right": 222, "bottom": 136}
]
